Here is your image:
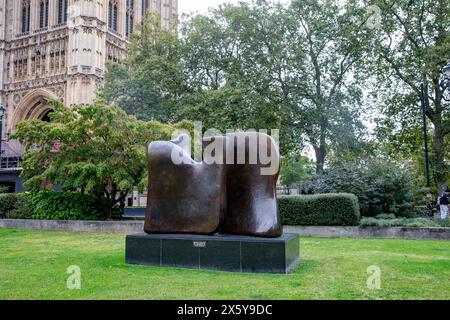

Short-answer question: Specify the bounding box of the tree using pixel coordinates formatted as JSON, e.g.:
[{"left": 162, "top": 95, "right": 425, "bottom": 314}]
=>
[
  {"left": 303, "top": 159, "right": 419, "bottom": 217},
  {"left": 285, "top": 0, "right": 372, "bottom": 174},
  {"left": 280, "top": 154, "right": 315, "bottom": 188},
  {"left": 100, "top": 12, "right": 186, "bottom": 122},
  {"left": 180, "top": 0, "right": 371, "bottom": 173},
  {"left": 12, "top": 99, "right": 192, "bottom": 219},
  {"left": 101, "top": 1, "right": 371, "bottom": 167},
  {"left": 179, "top": 1, "right": 287, "bottom": 147},
  {"left": 369, "top": 0, "right": 450, "bottom": 194}
]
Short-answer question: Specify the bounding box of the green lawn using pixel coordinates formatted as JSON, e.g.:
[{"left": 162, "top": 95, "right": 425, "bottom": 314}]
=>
[{"left": 0, "top": 228, "right": 449, "bottom": 300}]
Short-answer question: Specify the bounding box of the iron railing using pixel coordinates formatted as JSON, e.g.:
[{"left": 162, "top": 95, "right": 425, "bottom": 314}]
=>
[
  {"left": 276, "top": 186, "right": 291, "bottom": 196},
  {"left": 0, "top": 156, "right": 21, "bottom": 169}
]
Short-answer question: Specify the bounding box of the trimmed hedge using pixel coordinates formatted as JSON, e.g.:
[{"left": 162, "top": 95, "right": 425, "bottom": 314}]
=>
[
  {"left": 360, "top": 217, "right": 440, "bottom": 228},
  {"left": 278, "top": 193, "right": 360, "bottom": 226},
  {"left": 0, "top": 193, "right": 28, "bottom": 219},
  {"left": 29, "top": 191, "right": 103, "bottom": 221}
]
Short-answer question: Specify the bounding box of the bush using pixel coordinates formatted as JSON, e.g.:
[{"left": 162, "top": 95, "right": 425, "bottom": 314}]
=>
[
  {"left": 278, "top": 193, "right": 360, "bottom": 226},
  {"left": 360, "top": 217, "right": 441, "bottom": 228},
  {"left": 28, "top": 191, "right": 103, "bottom": 221},
  {"left": 302, "top": 160, "right": 418, "bottom": 217},
  {"left": 437, "top": 219, "right": 450, "bottom": 228},
  {"left": 0, "top": 193, "right": 26, "bottom": 218},
  {"left": 374, "top": 213, "right": 396, "bottom": 220},
  {"left": 6, "top": 196, "right": 33, "bottom": 219}
]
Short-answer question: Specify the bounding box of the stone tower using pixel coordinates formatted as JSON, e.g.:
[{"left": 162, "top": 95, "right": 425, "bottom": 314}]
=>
[{"left": 0, "top": 0, "right": 178, "bottom": 191}]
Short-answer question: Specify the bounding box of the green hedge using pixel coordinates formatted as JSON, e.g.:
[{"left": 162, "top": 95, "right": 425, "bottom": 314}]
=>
[
  {"left": 28, "top": 191, "right": 103, "bottom": 221},
  {"left": 0, "top": 193, "right": 26, "bottom": 218},
  {"left": 360, "top": 217, "right": 441, "bottom": 228},
  {"left": 278, "top": 193, "right": 360, "bottom": 226}
]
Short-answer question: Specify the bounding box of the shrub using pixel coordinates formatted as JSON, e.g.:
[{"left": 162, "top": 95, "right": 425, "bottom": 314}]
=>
[
  {"left": 29, "top": 191, "right": 103, "bottom": 221},
  {"left": 437, "top": 219, "right": 450, "bottom": 228},
  {"left": 278, "top": 193, "right": 360, "bottom": 226},
  {"left": 0, "top": 193, "right": 26, "bottom": 218},
  {"left": 280, "top": 155, "right": 315, "bottom": 188},
  {"left": 360, "top": 217, "right": 440, "bottom": 228},
  {"left": 6, "top": 195, "right": 33, "bottom": 219},
  {"left": 302, "top": 160, "right": 418, "bottom": 217},
  {"left": 375, "top": 213, "right": 396, "bottom": 220}
]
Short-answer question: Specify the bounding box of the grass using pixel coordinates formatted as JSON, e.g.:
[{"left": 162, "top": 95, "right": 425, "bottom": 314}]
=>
[{"left": 0, "top": 228, "right": 449, "bottom": 300}]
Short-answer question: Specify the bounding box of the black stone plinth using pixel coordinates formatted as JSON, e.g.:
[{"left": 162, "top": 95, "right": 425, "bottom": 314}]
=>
[{"left": 125, "top": 233, "right": 300, "bottom": 274}]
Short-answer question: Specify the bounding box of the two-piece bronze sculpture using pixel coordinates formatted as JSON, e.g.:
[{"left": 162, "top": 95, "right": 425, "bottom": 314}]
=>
[
  {"left": 127, "top": 131, "right": 300, "bottom": 273},
  {"left": 144, "top": 131, "right": 282, "bottom": 238}
]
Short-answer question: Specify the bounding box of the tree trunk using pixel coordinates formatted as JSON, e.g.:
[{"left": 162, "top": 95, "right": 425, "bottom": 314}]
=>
[
  {"left": 314, "top": 143, "right": 326, "bottom": 176},
  {"left": 105, "top": 193, "right": 113, "bottom": 221},
  {"left": 428, "top": 84, "right": 448, "bottom": 196},
  {"left": 105, "top": 203, "right": 113, "bottom": 221},
  {"left": 118, "top": 192, "right": 127, "bottom": 217},
  {"left": 314, "top": 123, "right": 327, "bottom": 175},
  {"left": 104, "top": 188, "right": 117, "bottom": 221}
]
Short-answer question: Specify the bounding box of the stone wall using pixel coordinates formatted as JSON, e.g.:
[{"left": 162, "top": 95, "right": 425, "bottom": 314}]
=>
[{"left": 0, "top": 219, "right": 449, "bottom": 240}]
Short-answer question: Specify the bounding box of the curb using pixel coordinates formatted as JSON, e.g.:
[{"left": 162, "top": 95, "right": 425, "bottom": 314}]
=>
[{"left": 0, "top": 219, "right": 449, "bottom": 240}]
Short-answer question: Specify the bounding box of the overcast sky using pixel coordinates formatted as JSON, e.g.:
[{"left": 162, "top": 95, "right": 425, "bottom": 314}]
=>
[
  {"left": 179, "top": 0, "right": 290, "bottom": 15},
  {"left": 179, "top": 0, "right": 239, "bottom": 15}
]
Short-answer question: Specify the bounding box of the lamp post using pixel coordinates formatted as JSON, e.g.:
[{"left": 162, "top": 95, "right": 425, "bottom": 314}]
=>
[{"left": 0, "top": 103, "right": 5, "bottom": 170}]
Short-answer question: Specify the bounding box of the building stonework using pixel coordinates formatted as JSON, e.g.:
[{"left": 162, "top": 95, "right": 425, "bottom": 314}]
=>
[{"left": 0, "top": 0, "right": 178, "bottom": 159}]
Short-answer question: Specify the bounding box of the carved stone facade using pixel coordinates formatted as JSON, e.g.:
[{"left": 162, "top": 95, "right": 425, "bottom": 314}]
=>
[{"left": 0, "top": 0, "right": 178, "bottom": 158}]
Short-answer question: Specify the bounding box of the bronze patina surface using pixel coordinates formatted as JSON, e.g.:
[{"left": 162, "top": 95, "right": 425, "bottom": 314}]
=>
[
  {"left": 221, "top": 132, "right": 282, "bottom": 237},
  {"left": 144, "top": 132, "right": 282, "bottom": 238},
  {"left": 144, "top": 135, "right": 226, "bottom": 234}
]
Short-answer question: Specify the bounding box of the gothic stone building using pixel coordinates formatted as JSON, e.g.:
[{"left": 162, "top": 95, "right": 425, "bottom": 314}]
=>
[{"left": 0, "top": 0, "right": 178, "bottom": 192}]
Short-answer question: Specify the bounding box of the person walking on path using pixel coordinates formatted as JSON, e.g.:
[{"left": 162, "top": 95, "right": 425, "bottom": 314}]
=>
[{"left": 439, "top": 192, "right": 449, "bottom": 220}]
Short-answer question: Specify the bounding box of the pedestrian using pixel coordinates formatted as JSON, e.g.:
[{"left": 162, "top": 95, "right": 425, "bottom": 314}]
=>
[{"left": 439, "top": 192, "right": 449, "bottom": 220}]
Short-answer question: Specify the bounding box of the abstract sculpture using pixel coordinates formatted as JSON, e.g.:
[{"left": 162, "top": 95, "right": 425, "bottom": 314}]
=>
[
  {"left": 144, "top": 131, "right": 282, "bottom": 238},
  {"left": 144, "top": 134, "right": 226, "bottom": 234}
]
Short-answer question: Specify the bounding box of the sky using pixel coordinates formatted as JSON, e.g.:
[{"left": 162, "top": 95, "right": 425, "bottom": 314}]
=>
[
  {"left": 179, "top": 0, "right": 290, "bottom": 16},
  {"left": 176, "top": 0, "right": 367, "bottom": 161},
  {"left": 179, "top": 0, "right": 240, "bottom": 15}
]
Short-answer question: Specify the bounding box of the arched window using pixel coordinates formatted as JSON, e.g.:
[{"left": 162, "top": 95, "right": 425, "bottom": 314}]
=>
[
  {"left": 45, "top": 0, "right": 49, "bottom": 27},
  {"left": 58, "top": 0, "right": 68, "bottom": 25},
  {"left": 108, "top": 1, "right": 119, "bottom": 33},
  {"left": 39, "top": 0, "right": 49, "bottom": 29},
  {"left": 21, "top": 0, "right": 31, "bottom": 33},
  {"left": 108, "top": 2, "right": 112, "bottom": 29},
  {"left": 113, "top": 2, "right": 118, "bottom": 32},
  {"left": 126, "top": 0, "right": 134, "bottom": 37},
  {"left": 142, "top": 0, "right": 149, "bottom": 18}
]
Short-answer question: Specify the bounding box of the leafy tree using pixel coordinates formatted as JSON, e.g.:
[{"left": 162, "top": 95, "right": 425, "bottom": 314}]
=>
[
  {"left": 12, "top": 99, "right": 192, "bottom": 219},
  {"left": 280, "top": 154, "right": 315, "bottom": 188},
  {"left": 180, "top": 0, "right": 372, "bottom": 167},
  {"left": 284, "top": 0, "right": 371, "bottom": 175},
  {"left": 101, "top": 1, "right": 371, "bottom": 165},
  {"left": 368, "top": 0, "right": 450, "bottom": 194},
  {"left": 303, "top": 159, "right": 420, "bottom": 217},
  {"left": 179, "top": 2, "right": 288, "bottom": 134},
  {"left": 100, "top": 12, "right": 186, "bottom": 122}
]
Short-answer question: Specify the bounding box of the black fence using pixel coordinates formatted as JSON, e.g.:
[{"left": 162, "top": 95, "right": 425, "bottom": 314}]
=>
[
  {"left": 276, "top": 187, "right": 291, "bottom": 195},
  {"left": 0, "top": 157, "right": 21, "bottom": 169}
]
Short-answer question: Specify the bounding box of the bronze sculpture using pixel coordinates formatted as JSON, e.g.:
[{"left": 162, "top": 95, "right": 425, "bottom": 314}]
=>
[
  {"left": 221, "top": 132, "right": 282, "bottom": 237},
  {"left": 144, "top": 134, "right": 226, "bottom": 234},
  {"left": 144, "top": 131, "right": 282, "bottom": 238}
]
